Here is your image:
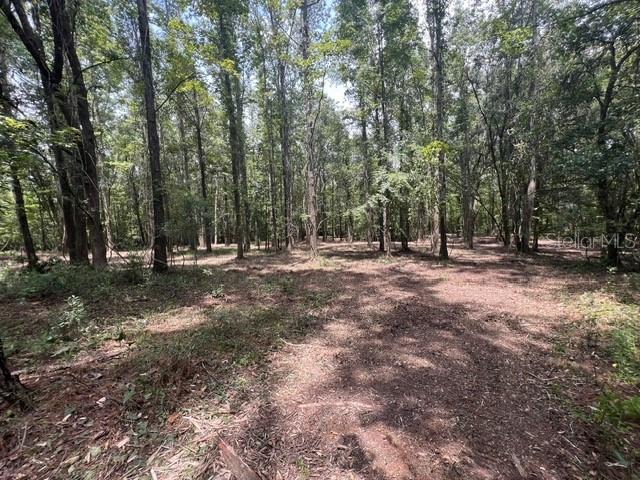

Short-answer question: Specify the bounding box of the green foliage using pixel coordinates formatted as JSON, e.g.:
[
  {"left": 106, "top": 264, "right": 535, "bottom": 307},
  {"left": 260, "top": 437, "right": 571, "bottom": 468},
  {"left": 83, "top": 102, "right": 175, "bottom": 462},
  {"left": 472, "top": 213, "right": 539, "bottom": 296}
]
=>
[
  {"left": 579, "top": 291, "right": 640, "bottom": 382},
  {"left": 594, "top": 391, "right": 640, "bottom": 430},
  {"left": 592, "top": 390, "right": 640, "bottom": 467},
  {"left": 0, "top": 260, "right": 148, "bottom": 301},
  {"left": 53, "top": 295, "right": 88, "bottom": 341},
  {"left": 490, "top": 19, "right": 532, "bottom": 55}
]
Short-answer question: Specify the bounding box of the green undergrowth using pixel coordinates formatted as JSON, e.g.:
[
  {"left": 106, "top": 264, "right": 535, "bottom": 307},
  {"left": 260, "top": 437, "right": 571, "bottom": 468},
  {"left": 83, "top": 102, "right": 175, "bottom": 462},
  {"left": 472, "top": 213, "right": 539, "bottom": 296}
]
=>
[
  {"left": 0, "top": 258, "right": 146, "bottom": 301},
  {"left": 0, "top": 261, "right": 228, "bottom": 361},
  {"left": 572, "top": 272, "right": 640, "bottom": 470},
  {"left": 2, "top": 257, "right": 332, "bottom": 410}
]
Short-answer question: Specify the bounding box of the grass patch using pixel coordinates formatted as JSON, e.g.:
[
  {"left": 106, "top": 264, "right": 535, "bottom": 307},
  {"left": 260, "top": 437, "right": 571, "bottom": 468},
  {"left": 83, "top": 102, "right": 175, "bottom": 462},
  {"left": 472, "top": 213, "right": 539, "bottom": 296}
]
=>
[
  {"left": 578, "top": 291, "right": 640, "bottom": 383},
  {"left": 131, "top": 302, "right": 327, "bottom": 413},
  {"left": 572, "top": 274, "right": 640, "bottom": 468}
]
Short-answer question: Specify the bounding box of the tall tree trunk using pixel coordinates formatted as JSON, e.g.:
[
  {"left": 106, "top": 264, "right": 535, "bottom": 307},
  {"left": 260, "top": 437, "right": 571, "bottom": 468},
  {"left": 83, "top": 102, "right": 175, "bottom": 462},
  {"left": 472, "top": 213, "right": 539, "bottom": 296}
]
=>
[
  {"left": 519, "top": 0, "right": 539, "bottom": 254},
  {"left": 277, "top": 55, "right": 293, "bottom": 250},
  {"left": 223, "top": 175, "right": 231, "bottom": 246},
  {"left": 129, "top": 167, "right": 147, "bottom": 246},
  {"left": 1, "top": 0, "right": 89, "bottom": 264},
  {"left": 500, "top": 190, "right": 511, "bottom": 247},
  {"left": 217, "top": 9, "right": 244, "bottom": 259},
  {"left": 427, "top": 0, "right": 448, "bottom": 260},
  {"left": 374, "top": 2, "right": 391, "bottom": 257},
  {"left": 213, "top": 175, "right": 218, "bottom": 245},
  {"left": 359, "top": 95, "right": 373, "bottom": 248},
  {"left": 56, "top": 0, "right": 108, "bottom": 267},
  {"left": 257, "top": 30, "right": 279, "bottom": 251},
  {"left": 137, "top": 0, "right": 168, "bottom": 272},
  {"left": 459, "top": 146, "right": 475, "bottom": 249},
  {"left": 399, "top": 200, "right": 410, "bottom": 252},
  {"left": 177, "top": 109, "right": 197, "bottom": 249},
  {"left": 302, "top": 0, "right": 318, "bottom": 256},
  {"left": 0, "top": 58, "right": 38, "bottom": 267},
  {"left": 237, "top": 87, "right": 251, "bottom": 252},
  {"left": 193, "top": 94, "right": 212, "bottom": 252}
]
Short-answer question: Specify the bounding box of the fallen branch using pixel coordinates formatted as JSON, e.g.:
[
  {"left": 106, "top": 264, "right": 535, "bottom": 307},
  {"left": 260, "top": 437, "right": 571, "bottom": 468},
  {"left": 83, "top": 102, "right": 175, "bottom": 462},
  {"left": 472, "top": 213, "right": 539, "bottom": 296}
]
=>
[{"left": 218, "top": 437, "right": 261, "bottom": 480}]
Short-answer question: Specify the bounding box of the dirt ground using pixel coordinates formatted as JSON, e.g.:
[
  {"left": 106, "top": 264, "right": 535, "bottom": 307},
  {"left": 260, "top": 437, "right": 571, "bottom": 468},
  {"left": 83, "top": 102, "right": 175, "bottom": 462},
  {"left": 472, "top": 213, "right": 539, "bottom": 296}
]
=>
[{"left": 0, "top": 240, "right": 622, "bottom": 479}]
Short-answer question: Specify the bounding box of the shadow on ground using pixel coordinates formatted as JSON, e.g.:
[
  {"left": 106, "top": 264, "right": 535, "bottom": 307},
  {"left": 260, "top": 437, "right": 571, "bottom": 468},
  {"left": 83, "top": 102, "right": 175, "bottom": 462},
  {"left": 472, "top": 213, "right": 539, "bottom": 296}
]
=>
[{"left": 0, "top": 241, "right": 618, "bottom": 479}]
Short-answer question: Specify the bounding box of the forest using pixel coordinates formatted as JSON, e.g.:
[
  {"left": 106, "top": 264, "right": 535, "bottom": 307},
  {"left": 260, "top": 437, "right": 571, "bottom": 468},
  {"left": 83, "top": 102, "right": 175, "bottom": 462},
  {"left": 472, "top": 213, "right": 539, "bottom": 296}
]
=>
[{"left": 0, "top": 0, "right": 639, "bottom": 478}]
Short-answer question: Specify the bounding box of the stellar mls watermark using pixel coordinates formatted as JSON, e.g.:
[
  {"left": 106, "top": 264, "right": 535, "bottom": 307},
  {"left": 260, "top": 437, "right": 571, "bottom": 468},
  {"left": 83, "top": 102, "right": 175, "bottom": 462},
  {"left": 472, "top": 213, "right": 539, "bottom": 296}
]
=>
[{"left": 545, "top": 230, "right": 638, "bottom": 250}]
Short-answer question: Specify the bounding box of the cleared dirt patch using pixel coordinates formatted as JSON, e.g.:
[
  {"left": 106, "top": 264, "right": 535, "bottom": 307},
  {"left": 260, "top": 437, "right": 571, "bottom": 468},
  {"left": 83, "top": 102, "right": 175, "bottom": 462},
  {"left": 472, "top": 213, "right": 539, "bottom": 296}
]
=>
[{"left": 0, "top": 241, "right": 625, "bottom": 479}]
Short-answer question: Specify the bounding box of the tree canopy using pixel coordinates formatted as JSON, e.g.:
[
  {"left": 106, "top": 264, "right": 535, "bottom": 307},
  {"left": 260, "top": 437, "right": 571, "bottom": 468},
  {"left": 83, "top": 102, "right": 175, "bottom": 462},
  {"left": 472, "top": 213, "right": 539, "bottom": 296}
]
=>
[{"left": 0, "top": 0, "right": 638, "bottom": 266}]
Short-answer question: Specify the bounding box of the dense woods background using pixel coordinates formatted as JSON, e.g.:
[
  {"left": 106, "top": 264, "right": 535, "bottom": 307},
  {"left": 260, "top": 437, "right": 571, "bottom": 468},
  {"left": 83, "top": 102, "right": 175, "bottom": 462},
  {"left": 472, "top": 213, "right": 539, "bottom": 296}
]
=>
[
  {"left": 0, "top": 0, "right": 638, "bottom": 269},
  {"left": 1, "top": 1, "right": 640, "bottom": 477}
]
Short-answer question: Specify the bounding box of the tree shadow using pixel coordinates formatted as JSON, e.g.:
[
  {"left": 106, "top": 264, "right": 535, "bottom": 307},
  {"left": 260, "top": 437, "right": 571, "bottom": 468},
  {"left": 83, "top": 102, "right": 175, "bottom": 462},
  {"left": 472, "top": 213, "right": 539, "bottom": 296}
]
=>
[{"left": 0, "top": 241, "right": 611, "bottom": 479}]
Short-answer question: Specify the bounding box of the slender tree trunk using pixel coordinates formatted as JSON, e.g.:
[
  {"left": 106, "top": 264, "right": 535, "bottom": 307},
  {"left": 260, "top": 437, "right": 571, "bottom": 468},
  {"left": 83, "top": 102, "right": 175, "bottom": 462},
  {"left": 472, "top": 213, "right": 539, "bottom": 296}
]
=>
[
  {"left": 0, "top": 60, "right": 38, "bottom": 267},
  {"left": 520, "top": 0, "right": 539, "bottom": 254},
  {"left": 501, "top": 191, "right": 511, "bottom": 247},
  {"left": 460, "top": 147, "right": 475, "bottom": 249},
  {"left": 101, "top": 187, "right": 114, "bottom": 255},
  {"left": 177, "top": 109, "right": 197, "bottom": 249},
  {"left": 129, "top": 168, "right": 147, "bottom": 246},
  {"left": 137, "top": 0, "right": 168, "bottom": 272},
  {"left": 301, "top": 0, "right": 318, "bottom": 256},
  {"left": 217, "top": 10, "right": 244, "bottom": 259},
  {"left": 399, "top": 200, "right": 410, "bottom": 252},
  {"left": 359, "top": 96, "right": 373, "bottom": 248},
  {"left": 213, "top": 176, "right": 218, "bottom": 245},
  {"left": 428, "top": 0, "right": 448, "bottom": 260},
  {"left": 278, "top": 59, "right": 293, "bottom": 250},
  {"left": 375, "top": 2, "right": 391, "bottom": 257},
  {"left": 235, "top": 83, "right": 251, "bottom": 252},
  {"left": 10, "top": 166, "right": 38, "bottom": 267},
  {"left": 257, "top": 33, "right": 279, "bottom": 251},
  {"left": 223, "top": 175, "right": 231, "bottom": 246},
  {"left": 193, "top": 94, "right": 212, "bottom": 252}
]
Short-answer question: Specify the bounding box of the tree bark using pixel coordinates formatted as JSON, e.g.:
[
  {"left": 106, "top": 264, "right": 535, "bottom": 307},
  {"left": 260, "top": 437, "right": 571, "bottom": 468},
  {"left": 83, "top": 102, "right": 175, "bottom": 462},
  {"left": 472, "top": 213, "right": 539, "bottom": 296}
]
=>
[
  {"left": 235, "top": 81, "right": 251, "bottom": 252},
  {"left": 519, "top": 0, "right": 539, "bottom": 254},
  {"left": 137, "top": 0, "right": 168, "bottom": 272},
  {"left": 217, "top": 9, "right": 244, "bottom": 259},
  {"left": 129, "top": 167, "right": 147, "bottom": 246},
  {"left": 0, "top": 55, "right": 38, "bottom": 267},
  {"left": 257, "top": 30, "right": 279, "bottom": 250},
  {"left": 193, "top": 94, "right": 212, "bottom": 252},
  {"left": 267, "top": 3, "right": 294, "bottom": 251},
  {"left": 1, "top": 0, "right": 89, "bottom": 264},
  {"left": 375, "top": 1, "right": 391, "bottom": 257},
  {"left": 302, "top": 0, "right": 318, "bottom": 256},
  {"left": 427, "top": 0, "right": 448, "bottom": 260},
  {"left": 10, "top": 166, "right": 38, "bottom": 267},
  {"left": 55, "top": 0, "right": 108, "bottom": 267}
]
